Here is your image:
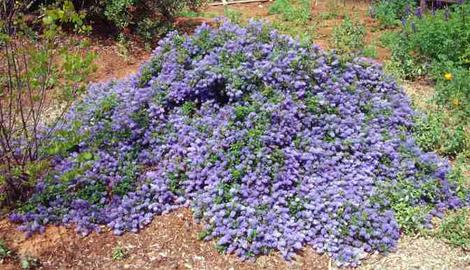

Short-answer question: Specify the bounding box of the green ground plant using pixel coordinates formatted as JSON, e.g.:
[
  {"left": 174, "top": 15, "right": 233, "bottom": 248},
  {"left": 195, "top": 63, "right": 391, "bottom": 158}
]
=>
[
  {"left": 414, "top": 111, "right": 469, "bottom": 159},
  {"left": 0, "top": 240, "right": 12, "bottom": 261},
  {"left": 381, "top": 3, "right": 469, "bottom": 169},
  {"left": 363, "top": 44, "right": 378, "bottom": 58},
  {"left": 111, "top": 245, "right": 128, "bottom": 261},
  {"left": 266, "top": 0, "right": 316, "bottom": 45},
  {"left": 268, "top": 0, "right": 312, "bottom": 23},
  {"left": 437, "top": 209, "right": 470, "bottom": 250},
  {"left": 180, "top": 9, "right": 205, "bottom": 18},
  {"left": 271, "top": 20, "right": 317, "bottom": 46},
  {"left": 20, "top": 255, "right": 40, "bottom": 269},
  {"left": 331, "top": 16, "right": 366, "bottom": 55},
  {"left": 432, "top": 67, "right": 470, "bottom": 121},
  {"left": 382, "top": 31, "right": 427, "bottom": 79},
  {"left": 225, "top": 8, "right": 243, "bottom": 24}
]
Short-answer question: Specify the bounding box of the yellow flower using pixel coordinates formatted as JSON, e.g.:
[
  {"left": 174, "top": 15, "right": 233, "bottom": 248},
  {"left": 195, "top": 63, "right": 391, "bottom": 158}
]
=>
[
  {"left": 444, "top": 72, "right": 453, "bottom": 81},
  {"left": 452, "top": 98, "right": 460, "bottom": 107}
]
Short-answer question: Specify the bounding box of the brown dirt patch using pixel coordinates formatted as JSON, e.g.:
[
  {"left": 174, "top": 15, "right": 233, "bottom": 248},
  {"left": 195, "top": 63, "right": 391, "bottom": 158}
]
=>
[
  {"left": 205, "top": 2, "right": 272, "bottom": 18},
  {"left": 87, "top": 16, "right": 214, "bottom": 83},
  {"left": 86, "top": 37, "right": 150, "bottom": 83}
]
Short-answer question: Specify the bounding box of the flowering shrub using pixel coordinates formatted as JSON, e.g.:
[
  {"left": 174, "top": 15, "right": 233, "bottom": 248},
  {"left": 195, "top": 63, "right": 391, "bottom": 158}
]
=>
[{"left": 10, "top": 21, "right": 468, "bottom": 267}]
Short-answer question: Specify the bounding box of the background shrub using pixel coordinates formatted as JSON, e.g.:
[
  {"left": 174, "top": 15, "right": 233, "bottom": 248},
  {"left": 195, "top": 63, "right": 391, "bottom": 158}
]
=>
[
  {"left": 0, "top": 0, "right": 95, "bottom": 209},
  {"left": 330, "top": 16, "right": 366, "bottom": 55},
  {"left": 437, "top": 209, "right": 470, "bottom": 250},
  {"left": 268, "top": 0, "right": 312, "bottom": 23},
  {"left": 21, "top": 0, "right": 207, "bottom": 41},
  {"left": 370, "top": 0, "right": 416, "bottom": 28},
  {"left": 385, "top": 2, "right": 470, "bottom": 79},
  {"left": 379, "top": 2, "right": 469, "bottom": 168}
]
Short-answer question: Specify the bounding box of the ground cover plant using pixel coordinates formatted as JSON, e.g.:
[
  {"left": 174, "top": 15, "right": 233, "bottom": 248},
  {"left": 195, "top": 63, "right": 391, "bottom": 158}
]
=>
[{"left": 8, "top": 20, "right": 469, "bottom": 267}]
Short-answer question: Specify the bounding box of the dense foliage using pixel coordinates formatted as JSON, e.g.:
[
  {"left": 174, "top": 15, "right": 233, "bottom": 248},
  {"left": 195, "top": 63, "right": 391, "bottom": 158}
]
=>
[
  {"left": 331, "top": 16, "right": 366, "bottom": 56},
  {"left": 382, "top": 2, "right": 469, "bottom": 160},
  {"left": 10, "top": 21, "right": 468, "bottom": 266},
  {"left": 268, "top": 0, "right": 312, "bottom": 23},
  {"left": 267, "top": 0, "right": 316, "bottom": 46},
  {"left": 370, "top": 0, "right": 416, "bottom": 28},
  {"left": 380, "top": 1, "right": 469, "bottom": 80},
  {"left": 24, "top": 0, "right": 206, "bottom": 40}
]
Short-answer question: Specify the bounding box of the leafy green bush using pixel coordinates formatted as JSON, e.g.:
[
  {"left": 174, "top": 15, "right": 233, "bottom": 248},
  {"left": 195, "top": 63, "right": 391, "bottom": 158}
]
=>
[
  {"left": 269, "top": 0, "right": 311, "bottom": 23},
  {"left": 409, "top": 9, "right": 469, "bottom": 68},
  {"left": 271, "top": 20, "right": 316, "bottom": 46},
  {"left": 103, "top": 0, "right": 206, "bottom": 29},
  {"left": 23, "top": 0, "right": 207, "bottom": 40},
  {"left": 363, "top": 44, "right": 378, "bottom": 58},
  {"left": 371, "top": 0, "right": 416, "bottom": 28},
  {"left": 0, "top": 1, "right": 95, "bottom": 209},
  {"left": 225, "top": 8, "right": 243, "bottom": 24},
  {"left": 373, "top": 166, "right": 464, "bottom": 234},
  {"left": 269, "top": 0, "right": 316, "bottom": 45},
  {"left": 379, "top": 30, "right": 399, "bottom": 47},
  {"left": 331, "top": 16, "right": 366, "bottom": 55},
  {"left": 433, "top": 67, "right": 470, "bottom": 120},
  {"left": 382, "top": 32, "right": 427, "bottom": 79},
  {"left": 386, "top": 3, "right": 470, "bottom": 79},
  {"left": 384, "top": 3, "right": 469, "bottom": 168}
]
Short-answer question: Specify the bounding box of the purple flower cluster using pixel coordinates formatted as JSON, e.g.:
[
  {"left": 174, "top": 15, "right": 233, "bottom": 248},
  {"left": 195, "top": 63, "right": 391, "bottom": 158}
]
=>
[{"left": 10, "top": 20, "right": 466, "bottom": 266}]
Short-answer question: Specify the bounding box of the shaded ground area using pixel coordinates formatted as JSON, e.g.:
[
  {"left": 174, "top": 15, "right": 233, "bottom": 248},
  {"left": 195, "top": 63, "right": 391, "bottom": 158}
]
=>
[{"left": 0, "top": 1, "right": 468, "bottom": 270}]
